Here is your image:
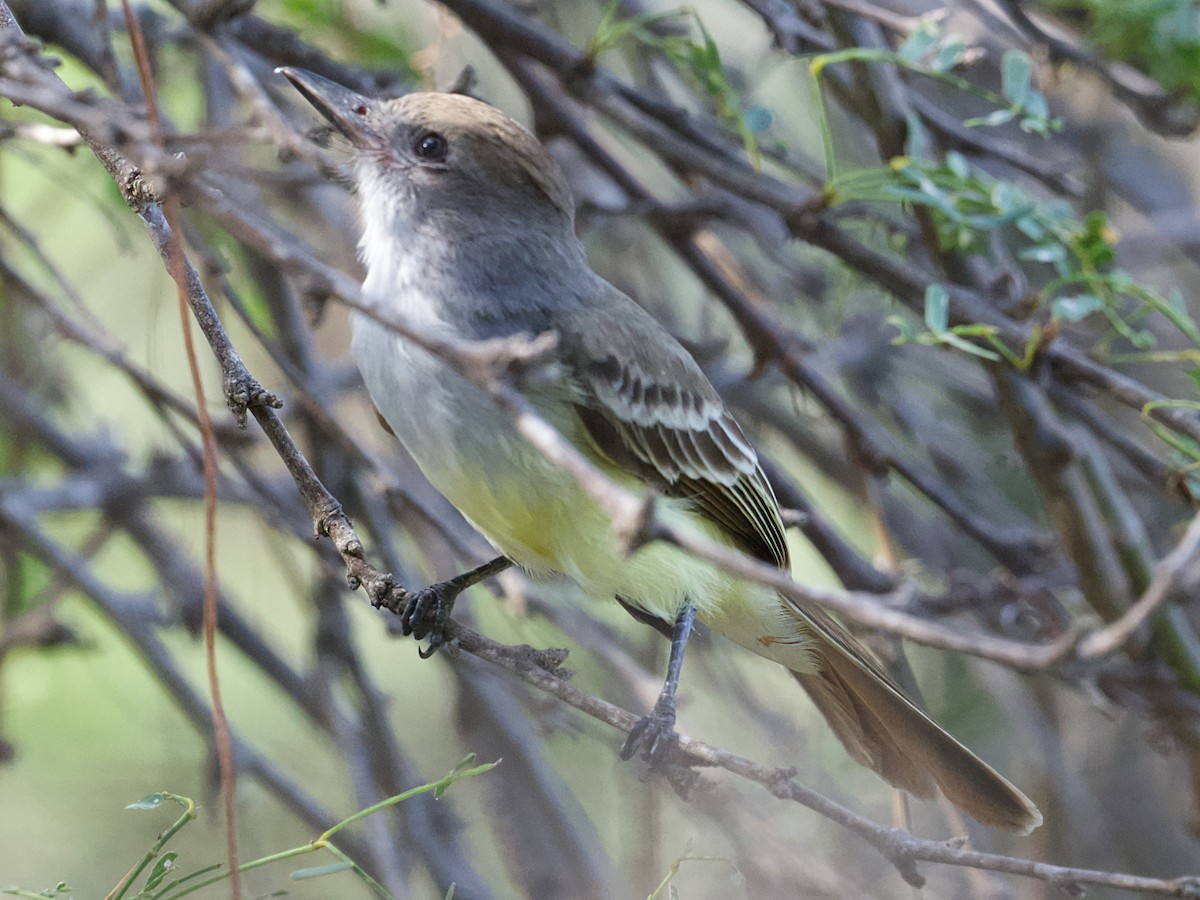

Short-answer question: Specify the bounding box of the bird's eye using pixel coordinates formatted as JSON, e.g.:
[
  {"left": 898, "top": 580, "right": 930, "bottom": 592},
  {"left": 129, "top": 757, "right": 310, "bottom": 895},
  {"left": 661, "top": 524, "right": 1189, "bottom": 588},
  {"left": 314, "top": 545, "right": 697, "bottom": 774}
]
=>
[{"left": 413, "top": 131, "right": 448, "bottom": 162}]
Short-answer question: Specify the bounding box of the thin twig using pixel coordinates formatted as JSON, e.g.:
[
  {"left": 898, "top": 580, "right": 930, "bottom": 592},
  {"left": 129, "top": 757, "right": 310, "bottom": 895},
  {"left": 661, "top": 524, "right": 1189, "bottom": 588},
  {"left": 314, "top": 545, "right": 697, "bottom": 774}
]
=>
[{"left": 1079, "top": 511, "right": 1200, "bottom": 659}]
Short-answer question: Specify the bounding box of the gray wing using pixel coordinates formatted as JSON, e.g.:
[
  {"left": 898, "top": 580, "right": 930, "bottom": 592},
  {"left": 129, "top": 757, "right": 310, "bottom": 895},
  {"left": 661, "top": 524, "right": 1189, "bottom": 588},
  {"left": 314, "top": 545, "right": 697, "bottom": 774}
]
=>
[{"left": 558, "top": 285, "right": 790, "bottom": 569}]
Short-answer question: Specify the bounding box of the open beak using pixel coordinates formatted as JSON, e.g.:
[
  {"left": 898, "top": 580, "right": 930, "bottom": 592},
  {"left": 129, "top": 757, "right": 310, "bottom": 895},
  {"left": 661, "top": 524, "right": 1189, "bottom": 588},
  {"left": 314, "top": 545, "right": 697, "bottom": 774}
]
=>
[{"left": 277, "top": 67, "right": 381, "bottom": 149}]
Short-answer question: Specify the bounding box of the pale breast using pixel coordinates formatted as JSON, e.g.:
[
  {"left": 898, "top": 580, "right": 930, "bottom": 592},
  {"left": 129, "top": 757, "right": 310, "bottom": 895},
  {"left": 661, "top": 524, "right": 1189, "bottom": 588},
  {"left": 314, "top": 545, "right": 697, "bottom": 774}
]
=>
[
  {"left": 349, "top": 306, "right": 781, "bottom": 628},
  {"left": 352, "top": 312, "right": 494, "bottom": 475}
]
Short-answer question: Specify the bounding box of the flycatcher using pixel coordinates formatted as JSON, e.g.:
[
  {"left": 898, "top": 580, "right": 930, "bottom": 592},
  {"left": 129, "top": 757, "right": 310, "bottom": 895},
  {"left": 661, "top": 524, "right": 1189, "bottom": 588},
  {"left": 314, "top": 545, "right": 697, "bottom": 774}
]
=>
[{"left": 281, "top": 67, "right": 1041, "bottom": 834}]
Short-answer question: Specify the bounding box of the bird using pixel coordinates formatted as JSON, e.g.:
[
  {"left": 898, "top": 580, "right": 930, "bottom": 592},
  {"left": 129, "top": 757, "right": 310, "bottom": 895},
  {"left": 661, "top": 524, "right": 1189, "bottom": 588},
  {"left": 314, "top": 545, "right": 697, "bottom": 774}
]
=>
[{"left": 279, "top": 66, "right": 1042, "bottom": 835}]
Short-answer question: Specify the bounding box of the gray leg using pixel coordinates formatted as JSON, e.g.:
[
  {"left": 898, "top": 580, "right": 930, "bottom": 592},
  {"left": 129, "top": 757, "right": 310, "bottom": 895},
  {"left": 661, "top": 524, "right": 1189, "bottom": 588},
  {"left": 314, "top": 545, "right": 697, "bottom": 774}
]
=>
[{"left": 620, "top": 602, "right": 697, "bottom": 764}]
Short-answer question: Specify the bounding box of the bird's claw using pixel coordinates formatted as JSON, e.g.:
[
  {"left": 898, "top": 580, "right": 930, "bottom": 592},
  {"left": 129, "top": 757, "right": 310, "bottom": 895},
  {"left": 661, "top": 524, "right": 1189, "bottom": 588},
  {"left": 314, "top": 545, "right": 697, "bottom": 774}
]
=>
[
  {"left": 619, "top": 699, "right": 680, "bottom": 768},
  {"left": 397, "top": 583, "right": 458, "bottom": 657}
]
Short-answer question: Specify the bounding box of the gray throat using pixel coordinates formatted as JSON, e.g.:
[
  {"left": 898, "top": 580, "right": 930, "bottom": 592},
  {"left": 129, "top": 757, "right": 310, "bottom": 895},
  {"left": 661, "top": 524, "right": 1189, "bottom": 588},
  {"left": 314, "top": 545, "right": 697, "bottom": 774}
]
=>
[{"left": 361, "top": 210, "right": 593, "bottom": 340}]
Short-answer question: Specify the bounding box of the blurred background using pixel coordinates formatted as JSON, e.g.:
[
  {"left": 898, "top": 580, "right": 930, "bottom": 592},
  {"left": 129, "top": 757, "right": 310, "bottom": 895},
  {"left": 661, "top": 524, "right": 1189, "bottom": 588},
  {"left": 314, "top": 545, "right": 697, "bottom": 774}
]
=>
[{"left": 3, "top": 0, "right": 1200, "bottom": 897}]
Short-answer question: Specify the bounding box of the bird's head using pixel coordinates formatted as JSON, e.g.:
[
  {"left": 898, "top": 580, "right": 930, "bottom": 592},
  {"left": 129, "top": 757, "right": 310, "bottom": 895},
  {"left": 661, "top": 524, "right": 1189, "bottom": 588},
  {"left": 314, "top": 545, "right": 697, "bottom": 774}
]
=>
[{"left": 279, "top": 68, "right": 575, "bottom": 232}]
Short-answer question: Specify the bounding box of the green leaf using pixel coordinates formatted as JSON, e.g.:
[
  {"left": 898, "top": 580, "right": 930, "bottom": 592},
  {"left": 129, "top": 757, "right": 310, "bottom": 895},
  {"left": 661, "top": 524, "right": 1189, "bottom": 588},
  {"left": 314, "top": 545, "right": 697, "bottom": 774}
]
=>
[
  {"left": 880, "top": 184, "right": 961, "bottom": 220},
  {"left": 938, "top": 330, "right": 1003, "bottom": 361},
  {"left": 924, "top": 283, "right": 950, "bottom": 333},
  {"left": 451, "top": 752, "right": 479, "bottom": 773},
  {"left": 886, "top": 314, "right": 916, "bottom": 344},
  {"left": 291, "top": 862, "right": 355, "bottom": 880},
  {"left": 143, "top": 854, "right": 179, "bottom": 892},
  {"left": 1019, "top": 103, "right": 1060, "bottom": 138},
  {"left": 591, "top": 8, "right": 759, "bottom": 165},
  {"left": 897, "top": 18, "right": 941, "bottom": 63},
  {"left": 946, "top": 323, "right": 1000, "bottom": 338},
  {"left": 905, "top": 111, "right": 930, "bottom": 160},
  {"left": 990, "top": 180, "right": 1024, "bottom": 214},
  {"left": 1015, "top": 215, "right": 1046, "bottom": 241},
  {"left": 2, "top": 891, "right": 56, "bottom": 899},
  {"left": 1052, "top": 294, "right": 1105, "bottom": 322},
  {"left": 960, "top": 205, "right": 1036, "bottom": 230},
  {"left": 1, "top": 886, "right": 71, "bottom": 899},
  {"left": 586, "top": 0, "right": 688, "bottom": 59},
  {"left": 1022, "top": 91, "right": 1050, "bottom": 121},
  {"left": 127, "top": 794, "right": 169, "bottom": 811},
  {"left": 1144, "top": 401, "right": 1200, "bottom": 462},
  {"left": 963, "top": 108, "right": 1017, "bottom": 129},
  {"left": 930, "top": 36, "right": 967, "bottom": 72},
  {"left": 1001, "top": 50, "right": 1033, "bottom": 106},
  {"left": 945, "top": 151, "right": 970, "bottom": 180},
  {"left": 1020, "top": 243, "right": 1066, "bottom": 264}
]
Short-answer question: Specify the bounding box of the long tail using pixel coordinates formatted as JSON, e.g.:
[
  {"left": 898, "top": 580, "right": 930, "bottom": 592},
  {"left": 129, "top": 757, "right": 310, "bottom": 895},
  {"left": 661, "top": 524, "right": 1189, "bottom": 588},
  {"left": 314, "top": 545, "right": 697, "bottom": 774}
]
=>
[{"left": 787, "top": 605, "right": 1042, "bottom": 834}]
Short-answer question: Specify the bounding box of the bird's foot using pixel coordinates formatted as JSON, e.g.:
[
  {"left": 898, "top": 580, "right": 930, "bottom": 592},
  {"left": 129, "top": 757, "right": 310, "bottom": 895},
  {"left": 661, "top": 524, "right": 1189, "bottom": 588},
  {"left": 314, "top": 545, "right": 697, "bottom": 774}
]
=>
[
  {"left": 396, "top": 582, "right": 460, "bottom": 658},
  {"left": 376, "top": 558, "right": 511, "bottom": 658},
  {"left": 619, "top": 697, "right": 701, "bottom": 798},
  {"left": 620, "top": 697, "right": 681, "bottom": 768}
]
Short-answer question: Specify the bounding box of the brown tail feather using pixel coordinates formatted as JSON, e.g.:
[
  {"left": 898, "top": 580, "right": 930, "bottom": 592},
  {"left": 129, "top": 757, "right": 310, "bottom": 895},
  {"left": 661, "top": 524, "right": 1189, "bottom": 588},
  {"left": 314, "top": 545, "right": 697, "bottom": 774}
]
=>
[{"left": 792, "top": 636, "right": 1042, "bottom": 834}]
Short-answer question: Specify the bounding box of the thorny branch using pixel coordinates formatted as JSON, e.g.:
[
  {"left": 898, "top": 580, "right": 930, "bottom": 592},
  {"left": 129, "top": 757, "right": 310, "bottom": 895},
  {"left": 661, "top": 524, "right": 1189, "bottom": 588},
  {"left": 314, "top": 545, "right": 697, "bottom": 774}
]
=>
[
  {"left": 0, "top": 4, "right": 1090, "bottom": 668},
  {"left": 5, "top": 0, "right": 1200, "bottom": 895}
]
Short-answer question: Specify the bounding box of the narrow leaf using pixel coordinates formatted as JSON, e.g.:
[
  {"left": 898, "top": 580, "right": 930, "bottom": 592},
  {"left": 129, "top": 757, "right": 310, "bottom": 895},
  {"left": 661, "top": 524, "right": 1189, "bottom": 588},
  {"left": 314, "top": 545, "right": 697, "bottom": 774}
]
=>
[
  {"left": 291, "top": 862, "right": 355, "bottom": 880},
  {"left": 143, "top": 853, "right": 179, "bottom": 891},
  {"left": 924, "top": 283, "right": 950, "bottom": 333},
  {"left": 127, "top": 794, "right": 169, "bottom": 811}
]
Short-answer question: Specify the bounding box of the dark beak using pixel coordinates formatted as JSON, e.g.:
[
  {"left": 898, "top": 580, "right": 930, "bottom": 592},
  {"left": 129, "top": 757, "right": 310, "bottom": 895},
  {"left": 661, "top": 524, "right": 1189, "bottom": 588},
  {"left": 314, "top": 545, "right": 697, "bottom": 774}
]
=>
[{"left": 277, "top": 67, "right": 380, "bottom": 148}]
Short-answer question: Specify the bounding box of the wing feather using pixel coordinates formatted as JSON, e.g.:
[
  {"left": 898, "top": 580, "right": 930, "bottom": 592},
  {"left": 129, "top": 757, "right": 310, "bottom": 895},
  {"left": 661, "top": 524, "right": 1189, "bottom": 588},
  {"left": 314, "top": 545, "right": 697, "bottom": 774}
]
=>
[
  {"left": 571, "top": 351, "right": 789, "bottom": 569},
  {"left": 544, "top": 282, "right": 788, "bottom": 568}
]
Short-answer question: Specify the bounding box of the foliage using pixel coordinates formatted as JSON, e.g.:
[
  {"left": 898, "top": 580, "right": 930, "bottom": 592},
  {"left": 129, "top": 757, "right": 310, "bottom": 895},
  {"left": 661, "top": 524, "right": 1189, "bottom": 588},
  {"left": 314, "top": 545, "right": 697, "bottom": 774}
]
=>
[
  {"left": 1040, "top": 0, "right": 1200, "bottom": 98},
  {"left": 810, "top": 16, "right": 1200, "bottom": 469},
  {"left": 1, "top": 758, "right": 497, "bottom": 900},
  {"left": 588, "top": 0, "right": 766, "bottom": 162},
  {"left": 810, "top": 16, "right": 1061, "bottom": 166},
  {"left": 644, "top": 842, "right": 740, "bottom": 900},
  {"left": 275, "top": 0, "right": 419, "bottom": 74}
]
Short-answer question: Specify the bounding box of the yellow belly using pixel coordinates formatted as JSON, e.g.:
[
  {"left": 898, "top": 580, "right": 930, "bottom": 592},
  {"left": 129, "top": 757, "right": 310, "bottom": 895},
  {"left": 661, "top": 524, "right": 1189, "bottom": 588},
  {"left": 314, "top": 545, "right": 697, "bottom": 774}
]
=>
[
  {"left": 389, "top": 389, "right": 816, "bottom": 672},
  {"left": 423, "top": 440, "right": 813, "bottom": 673}
]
